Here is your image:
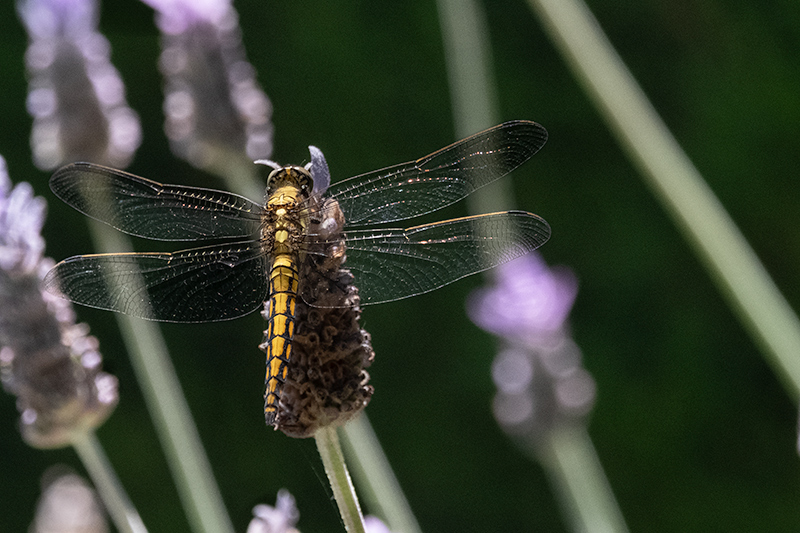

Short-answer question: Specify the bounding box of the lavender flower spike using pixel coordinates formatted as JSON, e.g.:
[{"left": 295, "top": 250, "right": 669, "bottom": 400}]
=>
[
  {"left": 143, "top": 0, "right": 274, "bottom": 170},
  {"left": 19, "top": 0, "right": 142, "bottom": 169},
  {"left": 0, "top": 157, "right": 118, "bottom": 448},
  {"left": 247, "top": 490, "right": 300, "bottom": 533},
  {"left": 31, "top": 468, "right": 108, "bottom": 532},
  {"left": 468, "top": 254, "right": 595, "bottom": 438}
]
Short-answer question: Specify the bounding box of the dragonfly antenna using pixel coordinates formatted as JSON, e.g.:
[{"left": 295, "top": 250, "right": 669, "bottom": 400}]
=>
[{"left": 254, "top": 159, "right": 282, "bottom": 170}]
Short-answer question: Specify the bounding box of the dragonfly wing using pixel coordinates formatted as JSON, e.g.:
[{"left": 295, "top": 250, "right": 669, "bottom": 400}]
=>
[
  {"left": 326, "top": 121, "right": 547, "bottom": 226},
  {"left": 341, "top": 211, "right": 551, "bottom": 305},
  {"left": 44, "top": 242, "right": 270, "bottom": 322},
  {"left": 50, "top": 163, "right": 264, "bottom": 241}
]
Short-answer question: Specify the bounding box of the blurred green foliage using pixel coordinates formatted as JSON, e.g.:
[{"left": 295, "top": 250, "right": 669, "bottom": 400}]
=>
[{"left": 2, "top": 1, "right": 800, "bottom": 531}]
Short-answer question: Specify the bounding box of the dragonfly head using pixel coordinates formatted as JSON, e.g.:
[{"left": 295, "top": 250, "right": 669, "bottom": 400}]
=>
[{"left": 264, "top": 166, "right": 314, "bottom": 198}]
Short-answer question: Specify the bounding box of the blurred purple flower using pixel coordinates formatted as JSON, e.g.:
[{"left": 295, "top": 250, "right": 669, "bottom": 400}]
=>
[
  {"left": 467, "top": 254, "right": 595, "bottom": 438},
  {"left": 31, "top": 467, "right": 108, "bottom": 533},
  {"left": 0, "top": 156, "right": 118, "bottom": 448},
  {"left": 142, "top": 0, "right": 274, "bottom": 172},
  {"left": 364, "top": 516, "right": 394, "bottom": 533},
  {"left": 246, "top": 490, "right": 299, "bottom": 533},
  {"left": 468, "top": 253, "right": 578, "bottom": 344},
  {"left": 0, "top": 157, "right": 45, "bottom": 274},
  {"left": 19, "top": 0, "right": 141, "bottom": 170}
]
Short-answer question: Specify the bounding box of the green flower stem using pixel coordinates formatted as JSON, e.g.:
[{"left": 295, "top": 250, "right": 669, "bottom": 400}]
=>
[
  {"left": 89, "top": 220, "right": 235, "bottom": 533},
  {"left": 527, "top": 0, "right": 800, "bottom": 398},
  {"left": 436, "top": 0, "right": 515, "bottom": 216},
  {"left": 535, "top": 425, "right": 630, "bottom": 533},
  {"left": 437, "top": 2, "right": 630, "bottom": 532},
  {"left": 341, "top": 415, "right": 423, "bottom": 533},
  {"left": 315, "top": 425, "right": 366, "bottom": 533},
  {"left": 436, "top": 0, "right": 498, "bottom": 134},
  {"left": 206, "top": 148, "right": 265, "bottom": 203},
  {"left": 71, "top": 431, "right": 148, "bottom": 533}
]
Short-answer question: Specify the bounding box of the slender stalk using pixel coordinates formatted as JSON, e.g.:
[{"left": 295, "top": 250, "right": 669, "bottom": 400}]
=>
[
  {"left": 527, "top": 0, "right": 800, "bottom": 399},
  {"left": 436, "top": 0, "right": 515, "bottom": 216},
  {"left": 437, "top": 2, "right": 630, "bottom": 532},
  {"left": 89, "top": 221, "right": 235, "bottom": 533},
  {"left": 315, "top": 425, "right": 366, "bottom": 533},
  {"left": 341, "top": 415, "right": 422, "bottom": 533},
  {"left": 535, "top": 425, "right": 629, "bottom": 533},
  {"left": 71, "top": 431, "right": 148, "bottom": 533},
  {"left": 208, "top": 150, "right": 265, "bottom": 202},
  {"left": 436, "top": 0, "right": 499, "bottom": 134}
]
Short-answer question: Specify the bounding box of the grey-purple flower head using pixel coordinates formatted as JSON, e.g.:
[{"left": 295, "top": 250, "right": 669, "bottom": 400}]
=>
[
  {"left": 0, "top": 156, "right": 46, "bottom": 275},
  {"left": 0, "top": 157, "right": 118, "bottom": 448},
  {"left": 19, "top": 0, "right": 142, "bottom": 170},
  {"left": 142, "top": 0, "right": 274, "bottom": 169}
]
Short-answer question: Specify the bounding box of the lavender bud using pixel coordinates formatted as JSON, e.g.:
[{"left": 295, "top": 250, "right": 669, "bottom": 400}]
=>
[
  {"left": 0, "top": 156, "right": 118, "bottom": 448},
  {"left": 143, "top": 0, "right": 274, "bottom": 170},
  {"left": 19, "top": 0, "right": 142, "bottom": 169}
]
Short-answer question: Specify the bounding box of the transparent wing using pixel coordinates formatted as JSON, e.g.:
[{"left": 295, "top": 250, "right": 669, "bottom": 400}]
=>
[
  {"left": 50, "top": 162, "right": 264, "bottom": 241},
  {"left": 43, "top": 242, "right": 269, "bottom": 322},
  {"left": 325, "top": 121, "right": 547, "bottom": 226},
  {"left": 341, "top": 211, "right": 551, "bottom": 305}
]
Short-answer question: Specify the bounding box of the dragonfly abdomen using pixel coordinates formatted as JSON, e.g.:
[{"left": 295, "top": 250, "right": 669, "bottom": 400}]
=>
[{"left": 263, "top": 252, "right": 300, "bottom": 425}]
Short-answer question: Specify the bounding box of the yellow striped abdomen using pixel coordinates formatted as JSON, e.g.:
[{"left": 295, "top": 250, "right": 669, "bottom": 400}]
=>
[{"left": 264, "top": 252, "right": 300, "bottom": 425}]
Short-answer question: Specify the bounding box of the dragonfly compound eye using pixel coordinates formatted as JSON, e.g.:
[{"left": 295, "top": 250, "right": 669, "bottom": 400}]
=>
[{"left": 266, "top": 166, "right": 314, "bottom": 197}]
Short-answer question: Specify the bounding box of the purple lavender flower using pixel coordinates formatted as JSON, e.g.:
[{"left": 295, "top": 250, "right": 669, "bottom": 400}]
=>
[
  {"left": 247, "top": 490, "right": 299, "bottom": 533},
  {"left": 31, "top": 468, "right": 107, "bottom": 533},
  {"left": 0, "top": 156, "right": 118, "bottom": 448},
  {"left": 467, "top": 254, "right": 595, "bottom": 438},
  {"left": 364, "top": 516, "right": 394, "bottom": 533},
  {"left": 468, "top": 253, "right": 578, "bottom": 344},
  {"left": 19, "top": 0, "right": 142, "bottom": 170},
  {"left": 142, "top": 0, "right": 274, "bottom": 171}
]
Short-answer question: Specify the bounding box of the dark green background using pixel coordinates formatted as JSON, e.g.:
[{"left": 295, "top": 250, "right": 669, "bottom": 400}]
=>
[{"left": 2, "top": 1, "right": 800, "bottom": 531}]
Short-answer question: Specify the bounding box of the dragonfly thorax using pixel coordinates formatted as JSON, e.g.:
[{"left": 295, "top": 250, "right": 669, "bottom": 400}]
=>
[
  {"left": 262, "top": 167, "right": 312, "bottom": 256},
  {"left": 265, "top": 166, "right": 313, "bottom": 198}
]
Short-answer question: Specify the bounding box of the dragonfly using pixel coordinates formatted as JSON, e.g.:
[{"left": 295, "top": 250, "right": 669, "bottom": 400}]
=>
[{"left": 44, "top": 120, "right": 551, "bottom": 425}]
